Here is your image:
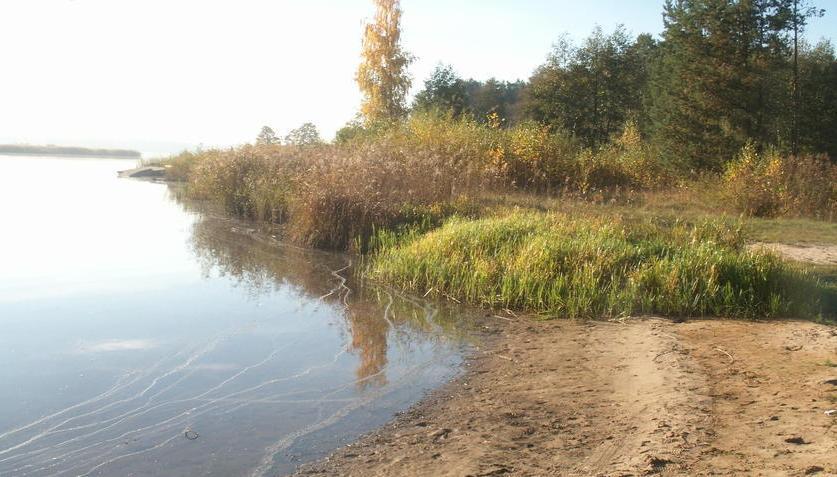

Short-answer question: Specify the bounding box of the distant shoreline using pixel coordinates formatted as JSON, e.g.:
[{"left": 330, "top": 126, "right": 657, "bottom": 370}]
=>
[{"left": 0, "top": 145, "right": 141, "bottom": 159}]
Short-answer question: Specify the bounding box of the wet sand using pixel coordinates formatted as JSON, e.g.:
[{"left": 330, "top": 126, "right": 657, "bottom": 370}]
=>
[{"left": 292, "top": 317, "right": 837, "bottom": 476}]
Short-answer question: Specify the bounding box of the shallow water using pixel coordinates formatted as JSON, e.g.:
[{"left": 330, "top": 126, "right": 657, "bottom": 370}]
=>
[{"left": 0, "top": 155, "right": 474, "bottom": 476}]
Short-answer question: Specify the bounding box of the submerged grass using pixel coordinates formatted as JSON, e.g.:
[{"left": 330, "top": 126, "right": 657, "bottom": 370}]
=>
[{"left": 368, "top": 211, "right": 830, "bottom": 320}]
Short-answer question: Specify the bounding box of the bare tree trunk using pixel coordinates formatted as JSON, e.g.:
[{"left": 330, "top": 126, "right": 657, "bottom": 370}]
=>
[{"left": 792, "top": 0, "right": 800, "bottom": 156}]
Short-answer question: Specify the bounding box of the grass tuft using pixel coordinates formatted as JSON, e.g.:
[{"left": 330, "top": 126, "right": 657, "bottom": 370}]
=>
[{"left": 368, "top": 211, "right": 829, "bottom": 319}]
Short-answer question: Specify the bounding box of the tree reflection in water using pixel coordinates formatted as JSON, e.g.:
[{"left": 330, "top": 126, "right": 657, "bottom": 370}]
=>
[
  {"left": 345, "top": 300, "right": 389, "bottom": 389},
  {"left": 171, "top": 189, "right": 477, "bottom": 391}
]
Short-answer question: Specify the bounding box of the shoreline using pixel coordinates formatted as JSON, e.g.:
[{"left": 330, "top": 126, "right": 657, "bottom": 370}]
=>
[
  {"left": 291, "top": 317, "right": 837, "bottom": 476},
  {"left": 143, "top": 181, "right": 837, "bottom": 475},
  {"left": 0, "top": 146, "right": 141, "bottom": 159}
]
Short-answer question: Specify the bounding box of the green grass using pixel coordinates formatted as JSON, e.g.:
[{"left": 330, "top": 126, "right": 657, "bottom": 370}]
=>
[
  {"left": 806, "top": 264, "right": 837, "bottom": 321},
  {"left": 480, "top": 190, "right": 837, "bottom": 246},
  {"left": 368, "top": 211, "right": 830, "bottom": 320},
  {"left": 744, "top": 218, "right": 837, "bottom": 245}
]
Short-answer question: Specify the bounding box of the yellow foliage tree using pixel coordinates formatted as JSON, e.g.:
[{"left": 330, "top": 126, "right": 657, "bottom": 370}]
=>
[{"left": 357, "top": 0, "right": 412, "bottom": 123}]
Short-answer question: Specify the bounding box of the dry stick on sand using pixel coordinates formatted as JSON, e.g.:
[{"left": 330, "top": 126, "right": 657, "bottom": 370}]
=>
[
  {"left": 653, "top": 349, "right": 677, "bottom": 362},
  {"left": 714, "top": 347, "right": 735, "bottom": 364},
  {"left": 422, "top": 287, "right": 461, "bottom": 303},
  {"left": 492, "top": 315, "right": 516, "bottom": 322}
]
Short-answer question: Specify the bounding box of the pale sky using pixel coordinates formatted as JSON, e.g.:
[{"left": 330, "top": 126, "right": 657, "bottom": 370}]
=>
[{"left": 1, "top": 0, "right": 835, "bottom": 156}]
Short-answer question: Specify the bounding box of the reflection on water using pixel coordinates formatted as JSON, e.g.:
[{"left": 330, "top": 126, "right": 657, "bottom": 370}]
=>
[
  {"left": 181, "top": 198, "right": 473, "bottom": 387},
  {"left": 0, "top": 156, "right": 477, "bottom": 477},
  {"left": 348, "top": 299, "right": 390, "bottom": 390}
]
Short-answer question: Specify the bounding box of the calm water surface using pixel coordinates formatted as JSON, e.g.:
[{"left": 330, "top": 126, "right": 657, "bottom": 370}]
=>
[{"left": 0, "top": 155, "right": 475, "bottom": 476}]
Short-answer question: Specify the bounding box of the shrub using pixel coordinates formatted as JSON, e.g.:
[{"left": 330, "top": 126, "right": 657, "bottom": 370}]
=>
[
  {"left": 577, "top": 122, "right": 672, "bottom": 196},
  {"left": 724, "top": 144, "right": 837, "bottom": 220},
  {"left": 502, "top": 121, "right": 580, "bottom": 190},
  {"left": 159, "top": 150, "right": 200, "bottom": 182}
]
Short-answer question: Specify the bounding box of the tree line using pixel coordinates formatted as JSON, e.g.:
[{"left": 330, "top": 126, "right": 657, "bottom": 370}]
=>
[{"left": 351, "top": 0, "right": 835, "bottom": 171}]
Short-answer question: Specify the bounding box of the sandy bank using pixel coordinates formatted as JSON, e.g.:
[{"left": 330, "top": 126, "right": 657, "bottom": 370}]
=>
[{"left": 292, "top": 317, "right": 837, "bottom": 476}]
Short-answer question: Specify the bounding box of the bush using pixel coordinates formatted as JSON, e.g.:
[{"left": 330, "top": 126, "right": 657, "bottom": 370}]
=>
[
  {"left": 723, "top": 144, "right": 837, "bottom": 220},
  {"left": 502, "top": 121, "right": 580, "bottom": 190},
  {"left": 368, "top": 211, "right": 828, "bottom": 319}
]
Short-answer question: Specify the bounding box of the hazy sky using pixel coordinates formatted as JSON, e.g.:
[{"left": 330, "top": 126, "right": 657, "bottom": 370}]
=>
[{"left": 1, "top": 0, "right": 835, "bottom": 155}]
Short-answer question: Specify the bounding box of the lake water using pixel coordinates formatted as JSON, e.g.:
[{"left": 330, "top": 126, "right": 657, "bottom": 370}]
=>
[{"left": 0, "top": 155, "right": 474, "bottom": 476}]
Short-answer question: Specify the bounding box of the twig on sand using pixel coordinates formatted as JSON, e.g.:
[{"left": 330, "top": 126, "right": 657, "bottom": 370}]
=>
[
  {"left": 441, "top": 291, "right": 461, "bottom": 303},
  {"left": 653, "top": 349, "right": 676, "bottom": 362},
  {"left": 492, "top": 315, "right": 516, "bottom": 322},
  {"left": 484, "top": 350, "right": 515, "bottom": 362},
  {"left": 713, "top": 347, "right": 735, "bottom": 364},
  {"left": 422, "top": 287, "right": 461, "bottom": 303}
]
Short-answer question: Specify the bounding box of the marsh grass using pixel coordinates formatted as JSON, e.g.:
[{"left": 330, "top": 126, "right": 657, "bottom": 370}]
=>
[
  {"left": 160, "top": 115, "right": 682, "bottom": 251},
  {"left": 368, "top": 211, "right": 829, "bottom": 319}
]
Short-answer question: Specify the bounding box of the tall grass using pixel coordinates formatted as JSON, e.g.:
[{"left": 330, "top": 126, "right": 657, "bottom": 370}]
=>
[
  {"left": 368, "top": 211, "right": 828, "bottom": 319},
  {"left": 186, "top": 144, "right": 310, "bottom": 223},
  {"left": 162, "top": 114, "right": 675, "bottom": 250}
]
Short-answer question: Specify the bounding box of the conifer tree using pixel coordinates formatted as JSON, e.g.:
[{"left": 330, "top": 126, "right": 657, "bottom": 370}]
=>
[{"left": 648, "top": 0, "right": 816, "bottom": 169}]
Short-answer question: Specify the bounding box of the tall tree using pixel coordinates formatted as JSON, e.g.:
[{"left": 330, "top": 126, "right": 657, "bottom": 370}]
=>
[
  {"left": 256, "top": 126, "right": 279, "bottom": 145},
  {"left": 284, "top": 122, "right": 322, "bottom": 146},
  {"left": 797, "top": 40, "right": 837, "bottom": 157},
  {"left": 648, "top": 0, "right": 812, "bottom": 169},
  {"left": 787, "top": 0, "right": 825, "bottom": 154},
  {"left": 412, "top": 64, "right": 468, "bottom": 117},
  {"left": 525, "top": 27, "right": 648, "bottom": 148},
  {"left": 357, "top": 0, "right": 413, "bottom": 123},
  {"left": 649, "top": 0, "right": 742, "bottom": 169}
]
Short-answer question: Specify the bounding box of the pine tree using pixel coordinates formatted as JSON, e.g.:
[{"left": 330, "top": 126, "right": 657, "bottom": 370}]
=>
[
  {"left": 649, "top": 0, "right": 807, "bottom": 169},
  {"left": 659, "top": 1, "right": 742, "bottom": 168},
  {"left": 797, "top": 40, "right": 837, "bottom": 157}
]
